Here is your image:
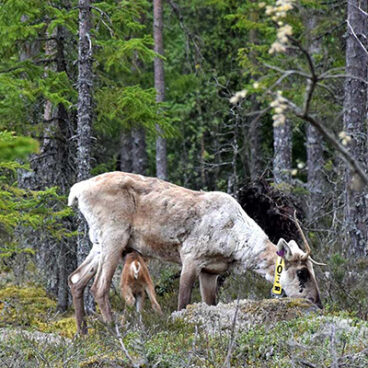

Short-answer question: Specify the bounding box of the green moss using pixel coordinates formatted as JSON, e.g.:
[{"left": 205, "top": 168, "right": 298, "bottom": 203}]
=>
[
  {"left": 0, "top": 284, "right": 80, "bottom": 338},
  {"left": 36, "top": 316, "right": 77, "bottom": 338},
  {"left": 0, "top": 284, "right": 57, "bottom": 327}
]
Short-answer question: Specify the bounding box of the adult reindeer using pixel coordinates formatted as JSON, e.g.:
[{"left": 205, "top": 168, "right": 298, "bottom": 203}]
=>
[{"left": 68, "top": 172, "right": 324, "bottom": 334}]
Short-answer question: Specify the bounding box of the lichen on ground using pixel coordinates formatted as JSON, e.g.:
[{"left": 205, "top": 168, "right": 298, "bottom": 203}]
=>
[{"left": 171, "top": 297, "right": 319, "bottom": 334}]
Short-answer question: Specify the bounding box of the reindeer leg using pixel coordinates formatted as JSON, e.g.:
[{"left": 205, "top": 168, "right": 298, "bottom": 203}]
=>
[
  {"left": 123, "top": 286, "right": 135, "bottom": 308},
  {"left": 178, "top": 259, "right": 199, "bottom": 310},
  {"left": 135, "top": 292, "right": 145, "bottom": 313},
  {"left": 91, "top": 231, "right": 130, "bottom": 324},
  {"left": 145, "top": 283, "right": 162, "bottom": 314},
  {"left": 91, "top": 251, "right": 121, "bottom": 325},
  {"left": 199, "top": 271, "right": 218, "bottom": 306},
  {"left": 68, "top": 244, "right": 101, "bottom": 334}
]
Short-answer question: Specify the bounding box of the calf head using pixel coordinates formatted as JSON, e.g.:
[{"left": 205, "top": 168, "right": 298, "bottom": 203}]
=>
[{"left": 277, "top": 238, "right": 323, "bottom": 308}]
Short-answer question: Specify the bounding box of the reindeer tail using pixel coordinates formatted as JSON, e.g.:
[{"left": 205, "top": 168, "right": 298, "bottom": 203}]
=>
[
  {"left": 131, "top": 261, "right": 141, "bottom": 280},
  {"left": 68, "top": 182, "right": 83, "bottom": 207}
]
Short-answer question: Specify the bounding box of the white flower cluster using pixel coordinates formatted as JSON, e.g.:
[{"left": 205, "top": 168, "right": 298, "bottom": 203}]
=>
[
  {"left": 297, "top": 161, "right": 305, "bottom": 169},
  {"left": 265, "top": 0, "right": 295, "bottom": 54},
  {"left": 291, "top": 162, "right": 305, "bottom": 176},
  {"left": 229, "top": 89, "right": 247, "bottom": 104},
  {"left": 338, "top": 131, "right": 352, "bottom": 146},
  {"left": 265, "top": 0, "right": 294, "bottom": 20},
  {"left": 270, "top": 91, "right": 288, "bottom": 127}
]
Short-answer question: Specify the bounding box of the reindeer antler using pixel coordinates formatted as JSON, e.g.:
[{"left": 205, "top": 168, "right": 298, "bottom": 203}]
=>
[
  {"left": 293, "top": 210, "right": 311, "bottom": 256},
  {"left": 293, "top": 210, "right": 327, "bottom": 266}
]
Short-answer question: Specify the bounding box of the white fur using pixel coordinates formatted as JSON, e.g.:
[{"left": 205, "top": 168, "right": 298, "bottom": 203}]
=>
[
  {"left": 181, "top": 191, "right": 269, "bottom": 273},
  {"left": 131, "top": 261, "right": 141, "bottom": 279},
  {"left": 70, "top": 274, "right": 80, "bottom": 284}
]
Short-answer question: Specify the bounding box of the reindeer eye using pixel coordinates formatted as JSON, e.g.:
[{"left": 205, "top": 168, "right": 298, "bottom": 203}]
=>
[{"left": 297, "top": 268, "right": 310, "bottom": 283}]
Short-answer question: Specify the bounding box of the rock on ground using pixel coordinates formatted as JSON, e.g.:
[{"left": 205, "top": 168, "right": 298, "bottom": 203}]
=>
[{"left": 171, "top": 298, "right": 320, "bottom": 334}]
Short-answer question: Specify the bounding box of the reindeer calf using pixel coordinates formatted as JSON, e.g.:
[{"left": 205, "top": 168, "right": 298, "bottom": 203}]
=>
[{"left": 120, "top": 252, "right": 162, "bottom": 314}]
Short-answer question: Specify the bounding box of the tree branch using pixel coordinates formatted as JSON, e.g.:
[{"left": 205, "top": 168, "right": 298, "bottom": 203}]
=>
[
  {"left": 273, "top": 28, "right": 368, "bottom": 187},
  {"left": 285, "top": 98, "right": 368, "bottom": 186},
  {"left": 346, "top": 19, "right": 368, "bottom": 58}
]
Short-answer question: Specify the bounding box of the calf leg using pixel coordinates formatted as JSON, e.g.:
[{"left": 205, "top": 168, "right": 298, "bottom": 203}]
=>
[
  {"left": 145, "top": 284, "right": 162, "bottom": 314},
  {"left": 122, "top": 286, "right": 135, "bottom": 308},
  {"left": 135, "top": 292, "right": 145, "bottom": 313},
  {"left": 68, "top": 244, "right": 101, "bottom": 334},
  {"left": 178, "top": 260, "right": 199, "bottom": 310},
  {"left": 199, "top": 271, "right": 218, "bottom": 306}
]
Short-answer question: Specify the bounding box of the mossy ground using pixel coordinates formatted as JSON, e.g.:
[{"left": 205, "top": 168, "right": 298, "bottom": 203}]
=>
[
  {"left": 0, "top": 283, "right": 367, "bottom": 367},
  {"left": 0, "top": 284, "right": 77, "bottom": 338}
]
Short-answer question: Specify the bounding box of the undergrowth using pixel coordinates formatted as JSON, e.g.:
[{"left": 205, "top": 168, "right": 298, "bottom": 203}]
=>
[{"left": 0, "top": 283, "right": 367, "bottom": 367}]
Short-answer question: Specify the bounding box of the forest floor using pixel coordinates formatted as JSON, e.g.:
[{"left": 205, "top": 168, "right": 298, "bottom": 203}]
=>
[{"left": 0, "top": 283, "right": 368, "bottom": 367}]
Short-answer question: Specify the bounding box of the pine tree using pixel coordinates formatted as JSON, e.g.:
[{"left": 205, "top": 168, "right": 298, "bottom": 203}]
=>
[
  {"left": 343, "top": 0, "right": 368, "bottom": 257},
  {"left": 76, "top": 0, "right": 94, "bottom": 312},
  {"left": 305, "top": 14, "right": 325, "bottom": 221},
  {"left": 154, "top": 0, "right": 167, "bottom": 180},
  {"left": 273, "top": 121, "right": 292, "bottom": 185}
]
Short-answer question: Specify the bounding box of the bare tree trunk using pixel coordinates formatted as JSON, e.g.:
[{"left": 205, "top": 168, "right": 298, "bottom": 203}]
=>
[
  {"left": 77, "top": 0, "right": 94, "bottom": 311},
  {"left": 248, "top": 2, "right": 263, "bottom": 182},
  {"left": 246, "top": 101, "right": 263, "bottom": 182},
  {"left": 305, "top": 15, "right": 325, "bottom": 221},
  {"left": 273, "top": 120, "right": 292, "bottom": 184},
  {"left": 343, "top": 0, "right": 368, "bottom": 257},
  {"left": 307, "top": 124, "right": 325, "bottom": 218},
  {"left": 154, "top": 0, "right": 167, "bottom": 180},
  {"left": 132, "top": 127, "right": 147, "bottom": 175},
  {"left": 119, "top": 131, "right": 133, "bottom": 172}
]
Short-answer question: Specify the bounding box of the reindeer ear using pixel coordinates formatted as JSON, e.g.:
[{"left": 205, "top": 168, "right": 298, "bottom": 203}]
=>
[{"left": 276, "top": 238, "right": 293, "bottom": 261}]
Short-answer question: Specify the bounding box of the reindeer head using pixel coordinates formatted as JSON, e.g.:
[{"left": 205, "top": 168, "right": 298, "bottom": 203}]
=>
[{"left": 276, "top": 212, "right": 325, "bottom": 309}]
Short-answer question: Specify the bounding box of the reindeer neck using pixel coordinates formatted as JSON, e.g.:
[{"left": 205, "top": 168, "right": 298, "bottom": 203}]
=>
[
  {"left": 232, "top": 233, "right": 278, "bottom": 284},
  {"left": 254, "top": 239, "right": 278, "bottom": 283},
  {"left": 229, "top": 209, "right": 278, "bottom": 282}
]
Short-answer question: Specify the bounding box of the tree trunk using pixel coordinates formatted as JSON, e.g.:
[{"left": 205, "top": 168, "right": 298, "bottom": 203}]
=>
[
  {"left": 119, "top": 131, "right": 133, "bottom": 172},
  {"left": 77, "top": 0, "right": 94, "bottom": 311},
  {"left": 307, "top": 124, "right": 325, "bottom": 219},
  {"left": 246, "top": 101, "right": 263, "bottom": 182},
  {"left": 305, "top": 15, "right": 325, "bottom": 221},
  {"left": 17, "top": 25, "right": 76, "bottom": 311},
  {"left": 132, "top": 127, "right": 148, "bottom": 175},
  {"left": 154, "top": 0, "right": 167, "bottom": 180},
  {"left": 343, "top": 0, "right": 368, "bottom": 257},
  {"left": 247, "top": 2, "right": 263, "bottom": 182},
  {"left": 273, "top": 120, "right": 292, "bottom": 184}
]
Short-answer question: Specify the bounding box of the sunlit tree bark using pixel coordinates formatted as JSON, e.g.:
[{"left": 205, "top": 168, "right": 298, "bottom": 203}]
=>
[
  {"left": 273, "top": 120, "right": 292, "bottom": 184},
  {"left": 76, "top": 0, "right": 94, "bottom": 311},
  {"left": 343, "top": 0, "right": 368, "bottom": 257},
  {"left": 154, "top": 0, "right": 167, "bottom": 179}
]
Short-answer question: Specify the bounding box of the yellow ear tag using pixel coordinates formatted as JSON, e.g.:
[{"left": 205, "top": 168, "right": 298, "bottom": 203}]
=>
[{"left": 271, "top": 256, "right": 285, "bottom": 295}]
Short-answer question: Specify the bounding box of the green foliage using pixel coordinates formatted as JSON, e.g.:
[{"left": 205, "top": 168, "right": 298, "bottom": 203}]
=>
[
  {"left": 98, "top": 36, "right": 156, "bottom": 74},
  {"left": 0, "top": 131, "right": 38, "bottom": 161},
  {"left": 0, "top": 285, "right": 57, "bottom": 327},
  {"left": 0, "top": 131, "right": 74, "bottom": 258},
  {"left": 95, "top": 85, "right": 177, "bottom": 137}
]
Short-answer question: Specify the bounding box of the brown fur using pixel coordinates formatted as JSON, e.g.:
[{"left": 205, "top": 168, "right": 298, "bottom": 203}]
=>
[{"left": 120, "top": 252, "right": 162, "bottom": 314}]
